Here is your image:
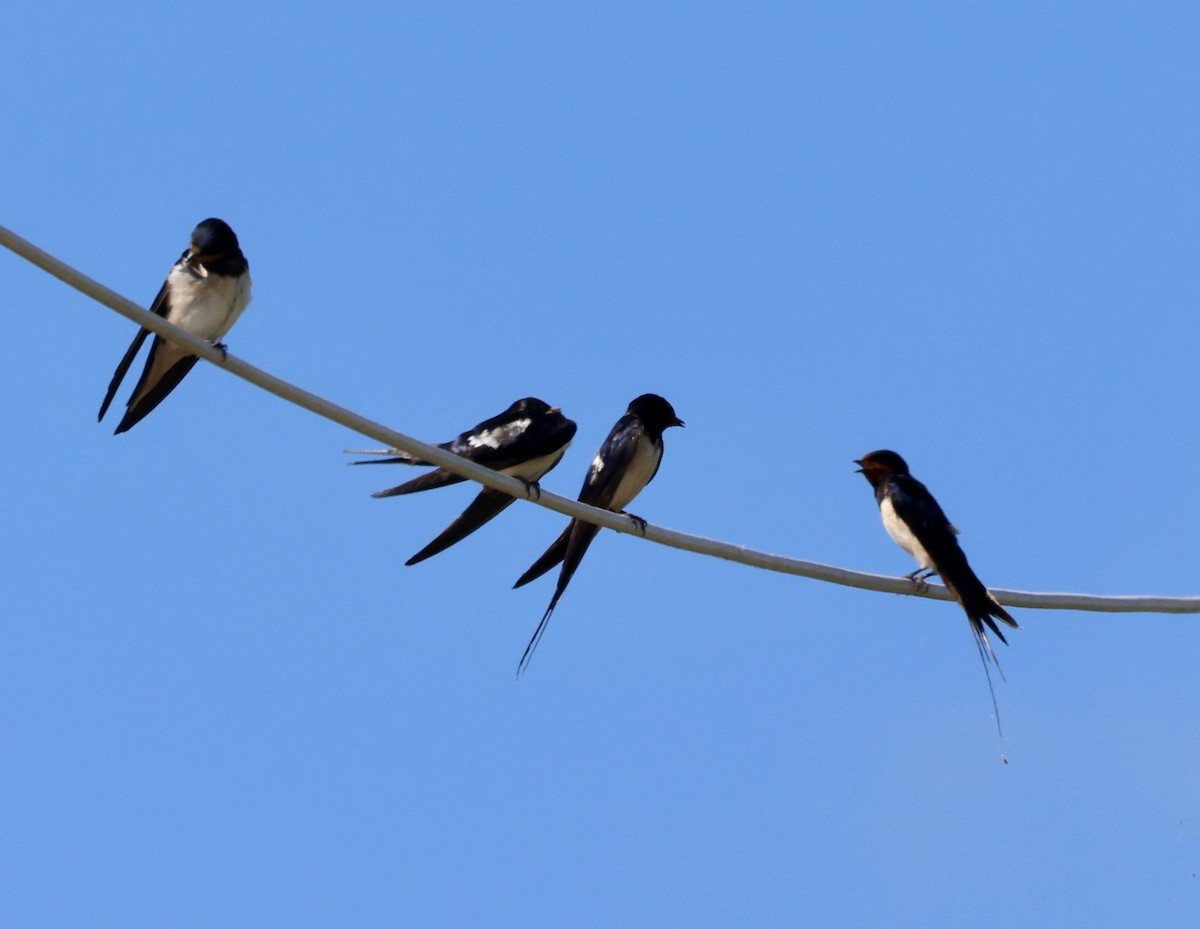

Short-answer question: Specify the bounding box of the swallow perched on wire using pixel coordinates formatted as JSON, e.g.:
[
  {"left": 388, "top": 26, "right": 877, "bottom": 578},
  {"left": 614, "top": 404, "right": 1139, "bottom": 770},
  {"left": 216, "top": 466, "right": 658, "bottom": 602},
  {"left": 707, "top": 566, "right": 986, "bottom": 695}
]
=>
[
  {"left": 854, "top": 449, "right": 1019, "bottom": 667},
  {"left": 348, "top": 397, "right": 577, "bottom": 565},
  {"left": 98, "top": 218, "right": 251, "bottom": 434},
  {"left": 513, "top": 393, "right": 684, "bottom": 677}
]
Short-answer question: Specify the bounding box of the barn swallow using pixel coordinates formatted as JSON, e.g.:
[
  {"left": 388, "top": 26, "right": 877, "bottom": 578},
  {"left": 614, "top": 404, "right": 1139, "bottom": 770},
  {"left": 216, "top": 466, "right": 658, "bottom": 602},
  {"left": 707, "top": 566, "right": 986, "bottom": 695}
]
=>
[
  {"left": 854, "top": 450, "right": 1019, "bottom": 667},
  {"left": 98, "top": 218, "right": 251, "bottom": 434},
  {"left": 513, "top": 393, "right": 684, "bottom": 677},
  {"left": 348, "top": 397, "right": 577, "bottom": 565}
]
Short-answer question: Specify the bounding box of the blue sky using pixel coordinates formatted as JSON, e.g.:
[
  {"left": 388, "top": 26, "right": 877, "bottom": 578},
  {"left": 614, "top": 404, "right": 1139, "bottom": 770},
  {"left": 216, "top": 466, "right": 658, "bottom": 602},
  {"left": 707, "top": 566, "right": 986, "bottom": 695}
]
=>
[{"left": 3, "top": 2, "right": 1199, "bottom": 926}]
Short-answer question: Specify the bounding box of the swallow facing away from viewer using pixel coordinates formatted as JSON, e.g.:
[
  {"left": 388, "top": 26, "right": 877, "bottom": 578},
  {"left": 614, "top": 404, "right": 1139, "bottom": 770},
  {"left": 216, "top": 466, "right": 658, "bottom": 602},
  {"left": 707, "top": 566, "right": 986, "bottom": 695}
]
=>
[
  {"left": 98, "top": 218, "right": 251, "bottom": 434},
  {"left": 513, "top": 393, "right": 684, "bottom": 677},
  {"left": 855, "top": 450, "right": 1019, "bottom": 668},
  {"left": 348, "top": 398, "right": 577, "bottom": 565}
]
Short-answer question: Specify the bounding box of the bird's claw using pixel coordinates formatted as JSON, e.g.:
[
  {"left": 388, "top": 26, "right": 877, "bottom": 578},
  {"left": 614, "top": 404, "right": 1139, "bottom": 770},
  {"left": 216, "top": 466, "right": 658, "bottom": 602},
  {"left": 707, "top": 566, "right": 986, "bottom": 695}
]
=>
[
  {"left": 905, "top": 568, "right": 936, "bottom": 594},
  {"left": 623, "top": 512, "right": 648, "bottom": 536},
  {"left": 518, "top": 478, "right": 542, "bottom": 502},
  {"left": 212, "top": 341, "right": 229, "bottom": 362}
]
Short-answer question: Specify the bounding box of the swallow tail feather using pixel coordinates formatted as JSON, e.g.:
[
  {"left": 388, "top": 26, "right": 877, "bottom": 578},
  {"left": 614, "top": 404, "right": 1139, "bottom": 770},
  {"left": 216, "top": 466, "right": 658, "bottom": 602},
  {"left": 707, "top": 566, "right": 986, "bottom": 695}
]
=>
[
  {"left": 114, "top": 354, "right": 198, "bottom": 434},
  {"left": 513, "top": 523, "right": 573, "bottom": 589},
  {"left": 406, "top": 489, "right": 516, "bottom": 565}
]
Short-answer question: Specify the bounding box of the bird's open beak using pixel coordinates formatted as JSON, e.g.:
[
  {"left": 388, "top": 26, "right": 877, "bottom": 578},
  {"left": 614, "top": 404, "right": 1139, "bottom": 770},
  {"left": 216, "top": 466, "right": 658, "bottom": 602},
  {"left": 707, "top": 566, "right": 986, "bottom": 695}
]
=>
[
  {"left": 673, "top": 417, "right": 686, "bottom": 428},
  {"left": 853, "top": 459, "right": 864, "bottom": 473}
]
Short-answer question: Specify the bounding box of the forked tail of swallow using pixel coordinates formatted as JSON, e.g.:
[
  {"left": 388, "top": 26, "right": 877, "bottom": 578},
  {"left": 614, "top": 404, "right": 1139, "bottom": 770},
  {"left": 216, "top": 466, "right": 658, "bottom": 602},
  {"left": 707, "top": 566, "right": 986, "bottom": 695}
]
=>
[
  {"left": 949, "top": 578, "right": 1016, "bottom": 645},
  {"left": 98, "top": 328, "right": 150, "bottom": 423},
  {"left": 971, "top": 628, "right": 1010, "bottom": 765},
  {"left": 512, "top": 523, "right": 573, "bottom": 589},
  {"left": 945, "top": 562, "right": 1016, "bottom": 763},
  {"left": 937, "top": 548, "right": 1018, "bottom": 657},
  {"left": 516, "top": 598, "right": 561, "bottom": 679},
  {"left": 113, "top": 354, "right": 198, "bottom": 434},
  {"left": 405, "top": 488, "right": 517, "bottom": 565},
  {"left": 514, "top": 522, "right": 601, "bottom": 677}
]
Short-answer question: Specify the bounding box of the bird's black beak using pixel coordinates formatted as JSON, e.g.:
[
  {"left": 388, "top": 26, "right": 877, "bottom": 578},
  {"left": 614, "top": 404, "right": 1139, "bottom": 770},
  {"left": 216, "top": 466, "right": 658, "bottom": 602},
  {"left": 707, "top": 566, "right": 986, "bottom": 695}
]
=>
[
  {"left": 184, "top": 249, "right": 210, "bottom": 270},
  {"left": 853, "top": 459, "right": 864, "bottom": 473},
  {"left": 673, "top": 417, "right": 685, "bottom": 428},
  {"left": 186, "top": 248, "right": 221, "bottom": 267}
]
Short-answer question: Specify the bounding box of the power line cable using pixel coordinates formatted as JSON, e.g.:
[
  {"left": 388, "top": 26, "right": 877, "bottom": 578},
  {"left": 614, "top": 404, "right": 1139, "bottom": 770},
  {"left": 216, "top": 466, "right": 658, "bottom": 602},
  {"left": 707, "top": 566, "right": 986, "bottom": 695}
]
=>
[{"left": 3, "top": 222, "right": 1196, "bottom": 616}]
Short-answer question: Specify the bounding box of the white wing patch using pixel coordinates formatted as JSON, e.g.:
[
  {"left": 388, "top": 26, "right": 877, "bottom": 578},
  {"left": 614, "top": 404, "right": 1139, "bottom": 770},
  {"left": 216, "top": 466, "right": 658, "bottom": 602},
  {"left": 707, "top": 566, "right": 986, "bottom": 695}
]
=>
[{"left": 468, "top": 418, "right": 530, "bottom": 450}]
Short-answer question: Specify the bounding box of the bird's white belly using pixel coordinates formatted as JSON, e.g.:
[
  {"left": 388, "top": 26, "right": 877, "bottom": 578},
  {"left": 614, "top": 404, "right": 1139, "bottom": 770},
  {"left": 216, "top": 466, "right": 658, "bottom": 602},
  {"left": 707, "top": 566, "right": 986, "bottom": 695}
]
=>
[
  {"left": 607, "top": 440, "right": 661, "bottom": 511},
  {"left": 880, "top": 496, "right": 934, "bottom": 569},
  {"left": 166, "top": 266, "right": 252, "bottom": 341},
  {"left": 502, "top": 445, "right": 570, "bottom": 482}
]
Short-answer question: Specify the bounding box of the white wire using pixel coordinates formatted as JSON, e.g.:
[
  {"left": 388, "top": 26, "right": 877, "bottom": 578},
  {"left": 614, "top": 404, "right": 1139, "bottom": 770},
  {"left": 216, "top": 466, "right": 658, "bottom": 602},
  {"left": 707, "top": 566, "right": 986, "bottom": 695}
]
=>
[{"left": 3, "top": 221, "right": 1197, "bottom": 615}]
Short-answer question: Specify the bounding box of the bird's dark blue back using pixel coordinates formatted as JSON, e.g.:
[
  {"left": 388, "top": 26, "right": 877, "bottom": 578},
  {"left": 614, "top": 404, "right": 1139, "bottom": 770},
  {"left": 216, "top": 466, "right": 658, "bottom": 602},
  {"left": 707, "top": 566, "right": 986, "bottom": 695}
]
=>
[{"left": 884, "top": 473, "right": 960, "bottom": 557}]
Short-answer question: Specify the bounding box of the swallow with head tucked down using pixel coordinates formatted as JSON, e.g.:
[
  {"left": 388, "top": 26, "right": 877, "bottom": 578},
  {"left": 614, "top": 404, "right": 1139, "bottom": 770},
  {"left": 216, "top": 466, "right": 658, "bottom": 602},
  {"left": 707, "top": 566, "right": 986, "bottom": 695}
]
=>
[
  {"left": 512, "top": 393, "right": 684, "bottom": 677},
  {"left": 98, "top": 218, "right": 251, "bottom": 434},
  {"left": 348, "top": 398, "right": 577, "bottom": 565},
  {"left": 854, "top": 450, "right": 1019, "bottom": 666}
]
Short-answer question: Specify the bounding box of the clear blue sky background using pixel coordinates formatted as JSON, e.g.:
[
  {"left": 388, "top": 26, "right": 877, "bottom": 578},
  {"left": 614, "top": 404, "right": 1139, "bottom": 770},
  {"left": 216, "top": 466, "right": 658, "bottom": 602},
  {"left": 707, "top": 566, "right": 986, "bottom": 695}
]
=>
[{"left": 3, "top": 3, "right": 1199, "bottom": 926}]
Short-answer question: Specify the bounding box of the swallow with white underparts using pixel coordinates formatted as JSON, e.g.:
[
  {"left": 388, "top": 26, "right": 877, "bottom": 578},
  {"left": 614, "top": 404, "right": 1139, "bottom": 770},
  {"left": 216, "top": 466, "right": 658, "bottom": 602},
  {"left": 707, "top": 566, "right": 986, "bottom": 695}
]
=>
[
  {"left": 512, "top": 393, "right": 684, "bottom": 677},
  {"left": 348, "top": 397, "right": 577, "bottom": 565},
  {"left": 854, "top": 450, "right": 1019, "bottom": 668},
  {"left": 98, "top": 218, "right": 251, "bottom": 434}
]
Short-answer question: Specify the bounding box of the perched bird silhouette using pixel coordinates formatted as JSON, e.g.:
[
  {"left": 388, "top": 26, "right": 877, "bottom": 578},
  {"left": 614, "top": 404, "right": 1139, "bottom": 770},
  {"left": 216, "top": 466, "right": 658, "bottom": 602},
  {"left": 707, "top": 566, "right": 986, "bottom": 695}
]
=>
[
  {"left": 348, "top": 398, "right": 577, "bottom": 565},
  {"left": 854, "top": 449, "right": 1019, "bottom": 667},
  {"left": 98, "top": 218, "right": 251, "bottom": 434},
  {"left": 513, "top": 393, "right": 684, "bottom": 677}
]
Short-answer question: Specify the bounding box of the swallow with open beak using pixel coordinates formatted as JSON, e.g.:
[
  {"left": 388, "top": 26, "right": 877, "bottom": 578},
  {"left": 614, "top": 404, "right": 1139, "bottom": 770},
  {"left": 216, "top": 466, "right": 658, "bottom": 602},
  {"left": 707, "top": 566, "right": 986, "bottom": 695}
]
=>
[{"left": 855, "top": 449, "right": 1019, "bottom": 666}]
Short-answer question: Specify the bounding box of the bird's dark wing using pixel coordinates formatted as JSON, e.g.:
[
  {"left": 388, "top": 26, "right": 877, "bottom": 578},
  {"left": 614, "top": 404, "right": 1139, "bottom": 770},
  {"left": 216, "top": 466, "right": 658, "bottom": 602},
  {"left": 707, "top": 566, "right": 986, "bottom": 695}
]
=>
[
  {"left": 490, "top": 414, "right": 576, "bottom": 468},
  {"left": 112, "top": 345, "right": 198, "bottom": 434},
  {"left": 889, "top": 475, "right": 1017, "bottom": 653},
  {"left": 511, "top": 417, "right": 643, "bottom": 676},
  {"left": 448, "top": 413, "right": 576, "bottom": 471},
  {"left": 887, "top": 475, "right": 958, "bottom": 548},
  {"left": 576, "top": 414, "right": 644, "bottom": 509},
  {"left": 370, "top": 469, "right": 466, "bottom": 498},
  {"left": 513, "top": 521, "right": 574, "bottom": 589},
  {"left": 405, "top": 488, "right": 518, "bottom": 565},
  {"left": 97, "top": 278, "right": 172, "bottom": 423},
  {"left": 512, "top": 415, "right": 639, "bottom": 589},
  {"left": 98, "top": 328, "right": 151, "bottom": 422}
]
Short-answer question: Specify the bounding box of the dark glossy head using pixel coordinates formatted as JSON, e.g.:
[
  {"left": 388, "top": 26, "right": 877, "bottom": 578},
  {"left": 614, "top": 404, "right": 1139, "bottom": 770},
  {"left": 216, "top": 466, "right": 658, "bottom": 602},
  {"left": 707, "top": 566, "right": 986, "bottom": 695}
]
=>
[
  {"left": 854, "top": 449, "right": 910, "bottom": 485},
  {"left": 628, "top": 393, "right": 684, "bottom": 431},
  {"left": 507, "top": 397, "right": 556, "bottom": 417},
  {"left": 188, "top": 218, "right": 241, "bottom": 266}
]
